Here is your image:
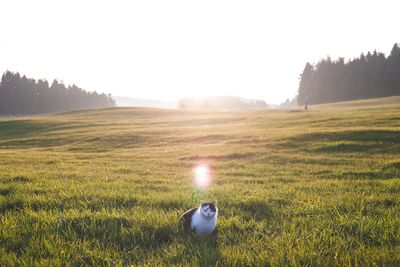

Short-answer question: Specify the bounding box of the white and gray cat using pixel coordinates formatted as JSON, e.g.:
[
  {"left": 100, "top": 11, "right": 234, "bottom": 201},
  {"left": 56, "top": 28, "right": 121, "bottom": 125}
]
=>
[{"left": 179, "top": 201, "right": 218, "bottom": 236}]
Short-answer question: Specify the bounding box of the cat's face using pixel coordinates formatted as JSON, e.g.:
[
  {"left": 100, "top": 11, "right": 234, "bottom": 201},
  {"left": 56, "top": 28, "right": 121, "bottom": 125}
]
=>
[{"left": 199, "top": 202, "right": 218, "bottom": 219}]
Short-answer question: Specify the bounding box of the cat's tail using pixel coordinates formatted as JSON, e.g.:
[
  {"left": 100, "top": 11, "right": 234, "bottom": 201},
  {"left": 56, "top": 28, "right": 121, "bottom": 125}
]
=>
[{"left": 178, "top": 207, "right": 197, "bottom": 229}]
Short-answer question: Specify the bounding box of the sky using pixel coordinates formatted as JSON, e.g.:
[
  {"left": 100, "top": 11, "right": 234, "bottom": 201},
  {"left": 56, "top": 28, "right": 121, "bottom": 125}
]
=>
[{"left": 0, "top": 0, "right": 399, "bottom": 104}]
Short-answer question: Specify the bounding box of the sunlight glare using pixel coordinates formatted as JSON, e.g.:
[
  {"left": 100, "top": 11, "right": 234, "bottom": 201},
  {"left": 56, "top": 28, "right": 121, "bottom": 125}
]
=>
[{"left": 194, "top": 164, "right": 211, "bottom": 189}]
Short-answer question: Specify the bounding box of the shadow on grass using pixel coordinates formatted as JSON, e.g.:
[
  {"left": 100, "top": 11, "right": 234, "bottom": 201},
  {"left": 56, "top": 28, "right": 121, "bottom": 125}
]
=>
[
  {"left": 0, "top": 187, "right": 15, "bottom": 196},
  {"left": 161, "top": 224, "right": 221, "bottom": 266},
  {"left": 0, "top": 194, "right": 142, "bottom": 214},
  {"left": 0, "top": 199, "right": 24, "bottom": 214},
  {"left": 151, "top": 198, "right": 186, "bottom": 210},
  {"left": 0, "top": 137, "right": 68, "bottom": 149},
  {"left": 8, "top": 176, "right": 32, "bottom": 183},
  {"left": 0, "top": 120, "right": 60, "bottom": 140},
  {"left": 181, "top": 152, "right": 256, "bottom": 161},
  {"left": 0, "top": 193, "right": 196, "bottom": 214},
  {"left": 337, "top": 160, "right": 400, "bottom": 180},
  {"left": 341, "top": 170, "right": 399, "bottom": 179},
  {"left": 55, "top": 215, "right": 176, "bottom": 252},
  {"left": 0, "top": 120, "right": 151, "bottom": 150},
  {"left": 173, "top": 134, "right": 229, "bottom": 145},
  {"left": 280, "top": 129, "right": 400, "bottom": 154},
  {"left": 229, "top": 199, "right": 279, "bottom": 221},
  {"left": 0, "top": 176, "right": 32, "bottom": 184}
]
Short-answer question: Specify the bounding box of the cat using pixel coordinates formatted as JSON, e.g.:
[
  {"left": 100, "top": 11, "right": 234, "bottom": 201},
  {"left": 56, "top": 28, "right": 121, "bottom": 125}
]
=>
[{"left": 179, "top": 201, "right": 218, "bottom": 236}]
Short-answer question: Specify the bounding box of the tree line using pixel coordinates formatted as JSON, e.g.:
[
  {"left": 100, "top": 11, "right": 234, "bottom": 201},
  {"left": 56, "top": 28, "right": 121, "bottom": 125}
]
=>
[
  {"left": 0, "top": 71, "right": 115, "bottom": 115},
  {"left": 298, "top": 43, "right": 400, "bottom": 105},
  {"left": 178, "top": 96, "right": 268, "bottom": 110}
]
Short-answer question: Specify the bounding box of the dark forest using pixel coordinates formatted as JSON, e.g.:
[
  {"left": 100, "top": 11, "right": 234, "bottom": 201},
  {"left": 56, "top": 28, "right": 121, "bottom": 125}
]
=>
[
  {"left": 0, "top": 71, "right": 115, "bottom": 115},
  {"left": 298, "top": 43, "right": 400, "bottom": 105}
]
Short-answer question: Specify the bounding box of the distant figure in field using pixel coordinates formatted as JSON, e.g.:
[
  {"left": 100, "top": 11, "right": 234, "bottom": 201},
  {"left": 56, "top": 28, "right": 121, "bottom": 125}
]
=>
[{"left": 304, "top": 96, "right": 309, "bottom": 110}]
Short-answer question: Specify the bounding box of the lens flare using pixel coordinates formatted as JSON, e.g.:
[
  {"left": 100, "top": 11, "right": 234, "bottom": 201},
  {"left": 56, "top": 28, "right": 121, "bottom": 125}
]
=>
[{"left": 194, "top": 164, "right": 211, "bottom": 189}]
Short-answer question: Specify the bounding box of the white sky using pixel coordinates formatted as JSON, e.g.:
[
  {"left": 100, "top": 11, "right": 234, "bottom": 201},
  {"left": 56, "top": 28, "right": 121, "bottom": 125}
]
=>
[{"left": 0, "top": 0, "right": 399, "bottom": 104}]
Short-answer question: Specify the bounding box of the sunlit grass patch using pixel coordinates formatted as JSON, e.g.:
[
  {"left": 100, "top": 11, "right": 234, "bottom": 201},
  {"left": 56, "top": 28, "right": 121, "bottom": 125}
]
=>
[{"left": 0, "top": 97, "right": 400, "bottom": 265}]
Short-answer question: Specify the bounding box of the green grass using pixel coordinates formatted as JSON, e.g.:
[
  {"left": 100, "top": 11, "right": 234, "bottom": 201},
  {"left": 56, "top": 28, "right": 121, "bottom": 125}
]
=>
[{"left": 0, "top": 97, "right": 400, "bottom": 266}]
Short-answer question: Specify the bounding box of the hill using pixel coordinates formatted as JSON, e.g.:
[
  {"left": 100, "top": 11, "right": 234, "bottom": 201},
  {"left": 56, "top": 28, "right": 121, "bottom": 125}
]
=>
[
  {"left": 178, "top": 96, "right": 268, "bottom": 110},
  {"left": 0, "top": 97, "right": 399, "bottom": 265},
  {"left": 311, "top": 95, "right": 400, "bottom": 110},
  {"left": 113, "top": 96, "right": 177, "bottom": 109}
]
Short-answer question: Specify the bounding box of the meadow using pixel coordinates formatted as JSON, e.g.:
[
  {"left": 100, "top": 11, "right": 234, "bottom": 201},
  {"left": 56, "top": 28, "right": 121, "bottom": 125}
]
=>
[{"left": 0, "top": 96, "right": 400, "bottom": 266}]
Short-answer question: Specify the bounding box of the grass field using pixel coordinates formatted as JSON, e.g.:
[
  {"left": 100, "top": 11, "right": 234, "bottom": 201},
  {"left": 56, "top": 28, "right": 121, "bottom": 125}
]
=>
[{"left": 0, "top": 97, "right": 400, "bottom": 266}]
